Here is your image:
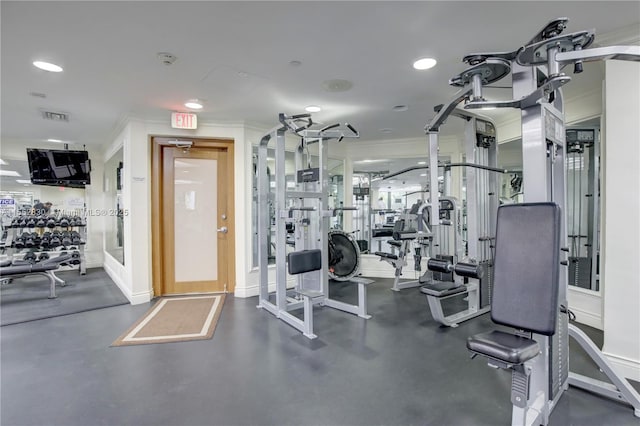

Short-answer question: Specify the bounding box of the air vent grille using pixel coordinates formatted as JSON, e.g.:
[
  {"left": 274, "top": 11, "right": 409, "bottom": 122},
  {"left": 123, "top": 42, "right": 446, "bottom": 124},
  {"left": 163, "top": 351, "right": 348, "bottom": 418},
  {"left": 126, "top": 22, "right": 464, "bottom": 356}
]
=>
[{"left": 41, "top": 110, "right": 70, "bottom": 122}]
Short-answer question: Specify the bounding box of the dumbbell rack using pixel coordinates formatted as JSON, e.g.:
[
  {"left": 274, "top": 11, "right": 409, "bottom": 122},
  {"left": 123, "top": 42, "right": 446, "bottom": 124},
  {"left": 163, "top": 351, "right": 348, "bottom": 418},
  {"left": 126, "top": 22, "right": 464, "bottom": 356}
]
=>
[{"left": 1, "top": 214, "right": 87, "bottom": 275}]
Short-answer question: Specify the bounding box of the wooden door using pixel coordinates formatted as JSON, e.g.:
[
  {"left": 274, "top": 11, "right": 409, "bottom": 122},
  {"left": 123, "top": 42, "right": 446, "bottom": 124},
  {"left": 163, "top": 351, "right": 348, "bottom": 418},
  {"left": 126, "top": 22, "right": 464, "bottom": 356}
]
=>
[{"left": 152, "top": 138, "right": 234, "bottom": 295}]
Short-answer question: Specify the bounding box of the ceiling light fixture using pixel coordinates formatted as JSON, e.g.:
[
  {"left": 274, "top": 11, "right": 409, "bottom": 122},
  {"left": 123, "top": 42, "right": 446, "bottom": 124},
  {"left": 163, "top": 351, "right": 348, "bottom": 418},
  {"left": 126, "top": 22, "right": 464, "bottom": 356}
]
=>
[
  {"left": 33, "top": 61, "right": 63, "bottom": 72},
  {"left": 305, "top": 105, "right": 322, "bottom": 113},
  {"left": 392, "top": 105, "right": 408, "bottom": 112},
  {"left": 418, "top": 161, "right": 427, "bottom": 165},
  {"left": 47, "top": 138, "right": 63, "bottom": 143},
  {"left": 420, "top": 173, "right": 427, "bottom": 177},
  {"left": 16, "top": 179, "right": 31, "bottom": 184},
  {"left": 413, "top": 57, "right": 437, "bottom": 70},
  {"left": 0, "top": 170, "right": 21, "bottom": 177},
  {"left": 184, "top": 100, "right": 203, "bottom": 110}
]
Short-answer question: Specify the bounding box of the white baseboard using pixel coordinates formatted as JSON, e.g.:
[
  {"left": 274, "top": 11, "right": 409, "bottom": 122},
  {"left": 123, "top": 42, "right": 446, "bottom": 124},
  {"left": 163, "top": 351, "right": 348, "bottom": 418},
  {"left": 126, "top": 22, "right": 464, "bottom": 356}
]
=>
[
  {"left": 602, "top": 351, "right": 640, "bottom": 382},
  {"left": 234, "top": 280, "right": 301, "bottom": 298},
  {"left": 571, "top": 306, "right": 603, "bottom": 330},
  {"left": 103, "top": 258, "right": 151, "bottom": 305}
]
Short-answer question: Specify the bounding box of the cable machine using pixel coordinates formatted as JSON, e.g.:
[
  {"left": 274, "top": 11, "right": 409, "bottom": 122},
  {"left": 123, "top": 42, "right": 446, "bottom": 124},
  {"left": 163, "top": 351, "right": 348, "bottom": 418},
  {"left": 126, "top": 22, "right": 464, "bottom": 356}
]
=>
[
  {"left": 460, "top": 17, "right": 640, "bottom": 425},
  {"left": 566, "top": 127, "right": 600, "bottom": 291},
  {"left": 256, "top": 113, "right": 372, "bottom": 339}
]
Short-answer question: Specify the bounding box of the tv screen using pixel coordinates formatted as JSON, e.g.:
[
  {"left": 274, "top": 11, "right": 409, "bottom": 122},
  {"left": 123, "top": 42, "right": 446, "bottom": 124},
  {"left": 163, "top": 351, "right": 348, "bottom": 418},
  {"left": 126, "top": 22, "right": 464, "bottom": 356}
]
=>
[{"left": 26, "top": 148, "right": 91, "bottom": 187}]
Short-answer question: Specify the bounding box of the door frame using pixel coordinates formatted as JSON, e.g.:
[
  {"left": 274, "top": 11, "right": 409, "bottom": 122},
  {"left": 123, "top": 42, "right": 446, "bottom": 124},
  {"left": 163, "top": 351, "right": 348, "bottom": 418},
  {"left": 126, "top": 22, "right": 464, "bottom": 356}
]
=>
[{"left": 151, "top": 136, "right": 236, "bottom": 296}]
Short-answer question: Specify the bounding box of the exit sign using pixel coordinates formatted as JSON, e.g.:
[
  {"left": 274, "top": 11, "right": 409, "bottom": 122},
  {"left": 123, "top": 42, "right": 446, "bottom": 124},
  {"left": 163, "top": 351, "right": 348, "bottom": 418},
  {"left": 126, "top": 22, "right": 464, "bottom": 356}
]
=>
[{"left": 171, "top": 112, "right": 198, "bottom": 129}]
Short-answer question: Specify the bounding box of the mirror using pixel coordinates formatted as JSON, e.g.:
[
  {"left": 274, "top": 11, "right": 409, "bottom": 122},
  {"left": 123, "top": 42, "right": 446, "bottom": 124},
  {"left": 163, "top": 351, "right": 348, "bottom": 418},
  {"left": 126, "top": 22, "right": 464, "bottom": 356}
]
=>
[
  {"left": 566, "top": 118, "right": 600, "bottom": 291},
  {"left": 352, "top": 157, "right": 449, "bottom": 255},
  {"left": 495, "top": 117, "right": 601, "bottom": 292},
  {"left": 251, "top": 146, "right": 344, "bottom": 268},
  {"left": 104, "top": 148, "right": 124, "bottom": 265}
]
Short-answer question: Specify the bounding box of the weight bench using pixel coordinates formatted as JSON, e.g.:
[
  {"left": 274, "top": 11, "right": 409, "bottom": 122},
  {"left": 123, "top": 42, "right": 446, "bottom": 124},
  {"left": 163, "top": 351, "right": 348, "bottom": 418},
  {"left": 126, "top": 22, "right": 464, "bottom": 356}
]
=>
[
  {"left": 467, "top": 203, "right": 640, "bottom": 424},
  {"left": 0, "top": 253, "right": 72, "bottom": 299}
]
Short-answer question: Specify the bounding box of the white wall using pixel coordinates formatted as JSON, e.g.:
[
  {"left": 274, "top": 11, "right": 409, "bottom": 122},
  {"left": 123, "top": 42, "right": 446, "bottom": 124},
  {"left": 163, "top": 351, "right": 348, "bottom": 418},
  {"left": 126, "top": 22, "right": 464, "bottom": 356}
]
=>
[
  {"left": 601, "top": 60, "right": 640, "bottom": 381},
  {"left": 101, "top": 119, "right": 253, "bottom": 303}
]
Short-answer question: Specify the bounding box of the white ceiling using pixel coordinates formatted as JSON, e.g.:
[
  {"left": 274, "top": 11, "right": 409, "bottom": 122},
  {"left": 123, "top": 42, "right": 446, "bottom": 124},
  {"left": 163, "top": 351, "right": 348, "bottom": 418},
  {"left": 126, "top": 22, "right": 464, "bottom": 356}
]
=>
[{"left": 1, "top": 1, "right": 638, "bottom": 152}]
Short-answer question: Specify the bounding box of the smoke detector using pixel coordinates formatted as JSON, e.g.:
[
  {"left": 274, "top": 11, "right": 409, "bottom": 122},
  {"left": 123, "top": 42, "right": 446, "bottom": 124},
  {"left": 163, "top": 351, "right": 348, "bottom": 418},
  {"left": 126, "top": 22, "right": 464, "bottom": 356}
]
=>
[
  {"left": 157, "top": 52, "right": 177, "bottom": 66},
  {"left": 322, "top": 79, "right": 353, "bottom": 93}
]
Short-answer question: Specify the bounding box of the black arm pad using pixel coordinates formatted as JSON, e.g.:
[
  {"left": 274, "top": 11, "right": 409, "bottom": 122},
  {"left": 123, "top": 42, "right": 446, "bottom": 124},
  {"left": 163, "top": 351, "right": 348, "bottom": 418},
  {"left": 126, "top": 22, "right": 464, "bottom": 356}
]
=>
[
  {"left": 287, "top": 249, "right": 322, "bottom": 275},
  {"left": 392, "top": 230, "right": 417, "bottom": 241},
  {"left": 427, "top": 258, "right": 453, "bottom": 273},
  {"left": 454, "top": 262, "right": 483, "bottom": 279}
]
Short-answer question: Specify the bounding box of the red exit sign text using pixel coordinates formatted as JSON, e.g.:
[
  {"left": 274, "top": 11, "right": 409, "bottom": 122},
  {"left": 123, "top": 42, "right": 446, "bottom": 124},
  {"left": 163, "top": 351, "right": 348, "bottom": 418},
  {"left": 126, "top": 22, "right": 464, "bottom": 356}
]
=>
[{"left": 171, "top": 112, "right": 198, "bottom": 129}]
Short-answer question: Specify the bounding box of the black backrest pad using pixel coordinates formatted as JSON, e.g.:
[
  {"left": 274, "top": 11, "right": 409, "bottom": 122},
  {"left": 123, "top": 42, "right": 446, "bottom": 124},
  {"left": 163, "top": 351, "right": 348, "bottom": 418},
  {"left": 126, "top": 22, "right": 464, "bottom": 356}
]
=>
[
  {"left": 287, "top": 249, "right": 322, "bottom": 275},
  {"left": 491, "top": 203, "right": 561, "bottom": 335}
]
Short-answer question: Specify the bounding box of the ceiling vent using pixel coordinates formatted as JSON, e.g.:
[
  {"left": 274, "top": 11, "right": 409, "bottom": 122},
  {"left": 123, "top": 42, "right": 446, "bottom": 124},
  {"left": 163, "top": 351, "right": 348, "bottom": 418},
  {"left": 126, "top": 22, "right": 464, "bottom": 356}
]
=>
[{"left": 40, "top": 109, "right": 70, "bottom": 122}]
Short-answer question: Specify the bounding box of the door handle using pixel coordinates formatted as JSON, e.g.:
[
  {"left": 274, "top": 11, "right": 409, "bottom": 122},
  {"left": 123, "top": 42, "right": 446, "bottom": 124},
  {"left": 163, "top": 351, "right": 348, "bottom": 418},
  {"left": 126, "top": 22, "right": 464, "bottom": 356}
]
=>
[{"left": 217, "top": 226, "right": 228, "bottom": 233}]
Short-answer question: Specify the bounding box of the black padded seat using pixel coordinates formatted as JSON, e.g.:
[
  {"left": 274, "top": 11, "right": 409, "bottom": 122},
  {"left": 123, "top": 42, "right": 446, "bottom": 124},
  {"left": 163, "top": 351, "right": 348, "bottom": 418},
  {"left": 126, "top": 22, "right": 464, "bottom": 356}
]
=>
[
  {"left": 375, "top": 252, "right": 398, "bottom": 260},
  {"left": 467, "top": 330, "right": 540, "bottom": 365},
  {"left": 372, "top": 228, "right": 394, "bottom": 238},
  {"left": 420, "top": 281, "right": 466, "bottom": 297},
  {"left": 387, "top": 240, "right": 402, "bottom": 248}
]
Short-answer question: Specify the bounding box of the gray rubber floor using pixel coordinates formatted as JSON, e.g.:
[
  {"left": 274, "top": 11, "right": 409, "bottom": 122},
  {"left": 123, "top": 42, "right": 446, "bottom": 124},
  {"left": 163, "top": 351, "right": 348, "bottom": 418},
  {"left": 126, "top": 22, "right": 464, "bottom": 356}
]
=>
[
  {"left": 1, "top": 278, "right": 639, "bottom": 426},
  {"left": 1, "top": 267, "right": 129, "bottom": 326}
]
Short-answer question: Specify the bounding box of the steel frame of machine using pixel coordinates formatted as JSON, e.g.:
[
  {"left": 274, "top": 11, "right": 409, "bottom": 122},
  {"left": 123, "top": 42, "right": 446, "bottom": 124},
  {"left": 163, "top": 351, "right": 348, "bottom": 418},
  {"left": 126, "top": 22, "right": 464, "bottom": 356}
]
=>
[
  {"left": 459, "top": 17, "right": 640, "bottom": 425},
  {"left": 256, "top": 113, "right": 371, "bottom": 339}
]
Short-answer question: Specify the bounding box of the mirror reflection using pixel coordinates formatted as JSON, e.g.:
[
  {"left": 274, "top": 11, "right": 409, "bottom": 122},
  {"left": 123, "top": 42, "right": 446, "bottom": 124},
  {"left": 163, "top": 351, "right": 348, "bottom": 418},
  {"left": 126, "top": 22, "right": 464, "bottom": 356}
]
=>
[
  {"left": 251, "top": 146, "right": 343, "bottom": 267},
  {"left": 104, "top": 148, "right": 124, "bottom": 265}
]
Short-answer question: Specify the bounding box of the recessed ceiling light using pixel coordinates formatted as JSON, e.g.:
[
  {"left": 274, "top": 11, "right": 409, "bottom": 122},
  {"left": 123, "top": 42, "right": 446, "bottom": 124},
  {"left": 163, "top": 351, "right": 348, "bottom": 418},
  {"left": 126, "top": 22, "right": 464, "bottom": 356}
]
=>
[
  {"left": 413, "top": 57, "right": 437, "bottom": 70},
  {"left": 0, "top": 159, "right": 6, "bottom": 165},
  {"left": 380, "top": 128, "right": 393, "bottom": 134},
  {"left": 420, "top": 173, "right": 427, "bottom": 177},
  {"left": 184, "top": 100, "right": 203, "bottom": 109},
  {"left": 362, "top": 160, "right": 373, "bottom": 163},
  {"left": 33, "top": 61, "right": 63, "bottom": 72},
  {"left": 16, "top": 179, "right": 31, "bottom": 184},
  {"left": 418, "top": 161, "right": 426, "bottom": 165},
  {"left": 0, "top": 170, "right": 20, "bottom": 177},
  {"left": 305, "top": 105, "right": 322, "bottom": 113},
  {"left": 47, "top": 138, "right": 63, "bottom": 143},
  {"left": 392, "top": 105, "right": 408, "bottom": 112}
]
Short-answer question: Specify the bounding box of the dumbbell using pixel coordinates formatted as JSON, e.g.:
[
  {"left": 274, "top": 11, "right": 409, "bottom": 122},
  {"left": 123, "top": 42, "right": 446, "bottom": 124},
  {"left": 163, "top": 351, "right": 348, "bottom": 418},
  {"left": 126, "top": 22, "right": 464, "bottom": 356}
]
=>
[
  {"left": 41, "top": 232, "right": 52, "bottom": 248},
  {"left": 25, "top": 232, "right": 41, "bottom": 248},
  {"left": 26, "top": 217, "right": 36, "bottom": 228},
  {"left": 427, "top": 258, "right": 484, "bottom": 279},
  {"left": 36, "top": 216, "right": 46, "bottom": 228},
  {"left": 70, "top": 231, "right": 82, "bottom": 245},
  {"left": 58, "top": 216, "right": 70, "bottom": 227},
  {"left": 49, "top": 231, "right": 62, "bottom": 248},
  {"left": 10, "top": 217, "right": 21, "bottom": 228},
  {"left": 70, "top": 250, "right": 81, "bottom": 265},
  {"left": 18, "top": 217, "right": 28, "bottom": 228},
  {"left": 38, "top": 252, "right": 50, "bottom": 262},
  {"left": 59, "top": 231, "right": 71, "bottom": 247},
  {"left": 14, "top": 232, "right": 30, "bottom": 249},
  {"left": 23, "top": 252, "right": 37, "bottom": 263},
  {"left": 46, "top": 216, "right": 57, "bottom": 228}
]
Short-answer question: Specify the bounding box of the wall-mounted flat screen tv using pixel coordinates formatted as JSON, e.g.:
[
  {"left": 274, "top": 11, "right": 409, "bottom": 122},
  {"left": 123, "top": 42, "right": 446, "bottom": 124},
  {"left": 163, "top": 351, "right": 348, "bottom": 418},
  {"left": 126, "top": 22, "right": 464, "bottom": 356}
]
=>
[{"left": 26, "top": 148, "right": 91, "bottom": 188}]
